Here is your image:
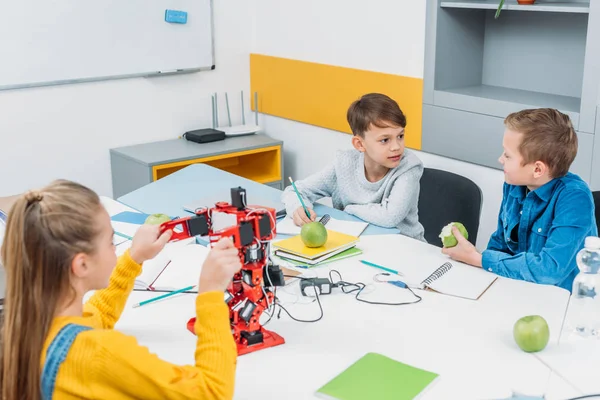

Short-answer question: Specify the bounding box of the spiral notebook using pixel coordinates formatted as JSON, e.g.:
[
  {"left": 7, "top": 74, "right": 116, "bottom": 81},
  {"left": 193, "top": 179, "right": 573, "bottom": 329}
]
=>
[
  {"left": 404, "top": 261, "right": 497, "bottom": 301},
  {"left": 422, "top": 262, "right": 497, "bottom": 300}
]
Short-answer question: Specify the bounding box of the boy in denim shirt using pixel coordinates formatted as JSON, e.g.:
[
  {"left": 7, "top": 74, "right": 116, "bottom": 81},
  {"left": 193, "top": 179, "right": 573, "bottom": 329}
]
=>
[{"left": 443, "top": 108, "right": 598, "bottom": 291}]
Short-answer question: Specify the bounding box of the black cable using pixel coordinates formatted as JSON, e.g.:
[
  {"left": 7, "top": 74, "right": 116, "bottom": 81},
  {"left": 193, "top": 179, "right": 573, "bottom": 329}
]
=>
[
  {"left": 262, "top": 286, "right": 276, "bottom": 327},
  {"left": 328, "top": 270, "right": 422, "bottom": 306},
  {"left": 283, "top": 274, "right": 314, "bottom": 281},
  {"left": 275, "top": 274, "right": 324, "bottom": 322},
  {"left": 567, "top": 395, "right": 600, "bottom": 400},
  {"left": 276, "top": 288, "right": 324, "bottom": 323},
  {"left": 273, "top": 269, "right": 421, "bottom": 325}
]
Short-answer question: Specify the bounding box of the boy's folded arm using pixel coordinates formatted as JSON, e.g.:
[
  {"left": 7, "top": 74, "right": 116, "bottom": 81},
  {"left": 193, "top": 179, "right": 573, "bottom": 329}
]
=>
[
  {"left": 281, "top": 164, "right": 337, "bottom": 216},
  {"left": 482, "top": 189, "right": 595, "bottom": 285},
  {"left": 343, "top": 169, "right": 421, "bottom": 228}
]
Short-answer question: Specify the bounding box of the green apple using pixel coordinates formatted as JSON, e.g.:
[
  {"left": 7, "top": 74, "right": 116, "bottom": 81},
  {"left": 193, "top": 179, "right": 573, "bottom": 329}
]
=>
[
  {"left": 439, "top": 222, "right": 469, "bottom": 247},
  {"left": 145, "top": 213, "right": 171, "bottom": 225},
  {"left": 513, "top": 315, "right": 550, "bottom": 353},
  {"left": 300, "top": 221, "right": 328, "bottom": 248}
]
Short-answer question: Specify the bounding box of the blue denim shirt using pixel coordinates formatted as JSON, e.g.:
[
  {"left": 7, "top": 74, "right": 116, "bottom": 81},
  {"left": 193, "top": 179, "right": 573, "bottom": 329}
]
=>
[{"left": 482, "top": 173, "right": 598, "bottom": 292}]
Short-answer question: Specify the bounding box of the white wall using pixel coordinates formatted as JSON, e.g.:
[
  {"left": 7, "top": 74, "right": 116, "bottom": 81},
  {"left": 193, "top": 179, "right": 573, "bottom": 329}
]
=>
[
  {"left": 0, "top": 0, "right": 252, "bottom": 198},
  {"left": 253, "top": 0, "right": 506, "bottom": 250},
  {"left": 253, "top": 0, "right": 426, "bottom": 78},
  {"left": 0, "top": 0, "right": 506, "bottom": 251}
]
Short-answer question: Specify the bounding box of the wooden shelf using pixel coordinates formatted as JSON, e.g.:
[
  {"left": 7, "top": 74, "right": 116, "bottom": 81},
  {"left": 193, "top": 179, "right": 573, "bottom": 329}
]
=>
[
  {"left": 153, "top": 145, "right": 282, "bottom": 184},
  {"left": 440, "top": 0, "right": 590, "bottom": 13}
]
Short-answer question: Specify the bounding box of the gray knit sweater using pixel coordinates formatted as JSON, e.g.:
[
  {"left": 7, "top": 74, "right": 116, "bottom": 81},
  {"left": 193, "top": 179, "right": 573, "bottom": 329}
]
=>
[{"left": 282, "top": 149, "right": 425, "bottom": 241}]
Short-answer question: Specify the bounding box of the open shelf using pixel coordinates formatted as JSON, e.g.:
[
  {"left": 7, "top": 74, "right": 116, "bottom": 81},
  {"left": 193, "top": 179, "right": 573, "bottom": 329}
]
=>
[
  {"left": 153, "top": 146, "right": 282, "bottom": 184},
  {"left": 432, "top": 8, "right": 587, "bottom": 127},
  {"left": 440, "top": 0, "right": 590, "bottom": 13},
  {"left": 439, "top": 84, "right": 581, "bottom": 111},
  {"left": 423, "top": 0, "right": 599, "bottom": 185},
  {"left": 434, "top": 84, "right": 581, "bottom": 126}
]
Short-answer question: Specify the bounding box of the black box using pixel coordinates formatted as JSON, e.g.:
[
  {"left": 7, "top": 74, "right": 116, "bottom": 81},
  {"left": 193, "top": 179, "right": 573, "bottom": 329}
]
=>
[{"left": 184, "top": 128, "right": 225, "bottom": 144}]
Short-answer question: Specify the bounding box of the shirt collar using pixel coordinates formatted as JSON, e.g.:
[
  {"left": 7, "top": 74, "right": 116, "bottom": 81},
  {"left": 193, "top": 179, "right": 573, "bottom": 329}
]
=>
[
  {"left": 532, "top": 178, "right": 560, "bottom": 202},
  {"left": 509, "top": 178, "right": 560, "bottom": 202}
]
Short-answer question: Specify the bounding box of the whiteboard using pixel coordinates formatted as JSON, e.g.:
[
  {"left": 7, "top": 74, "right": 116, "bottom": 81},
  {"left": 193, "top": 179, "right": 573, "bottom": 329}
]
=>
[{"left": 0, "top": 0, "right": 214, "bottom": 90}]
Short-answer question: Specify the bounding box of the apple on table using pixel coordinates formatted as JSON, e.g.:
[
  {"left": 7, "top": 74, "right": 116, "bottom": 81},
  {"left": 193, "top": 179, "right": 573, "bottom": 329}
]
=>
[{"left": 513, "top": 315, "right": 550, "bottom": 353}]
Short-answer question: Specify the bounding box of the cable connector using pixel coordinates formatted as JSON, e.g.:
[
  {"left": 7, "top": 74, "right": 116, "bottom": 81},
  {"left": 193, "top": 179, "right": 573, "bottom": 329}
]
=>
[{"left": 300, "top": 278, "right": 333, "bottom": 296}]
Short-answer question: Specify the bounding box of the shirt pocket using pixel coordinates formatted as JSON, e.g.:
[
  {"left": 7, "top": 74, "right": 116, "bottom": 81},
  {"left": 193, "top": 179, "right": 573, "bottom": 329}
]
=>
[
  {"left": 502, "top": 212, "right": 511, "bottom": 239},
  {"left": 529, "top": 224, "right": 549, "bottom": 254}
]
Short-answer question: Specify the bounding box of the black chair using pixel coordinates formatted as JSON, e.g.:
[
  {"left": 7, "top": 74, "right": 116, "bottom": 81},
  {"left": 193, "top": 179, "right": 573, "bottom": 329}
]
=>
[
  {"left": 593, "top": 191, "right": 600, "bottom": 231},
  {"left": 417, "top": 168, "right": 483, "bottom": 248}
]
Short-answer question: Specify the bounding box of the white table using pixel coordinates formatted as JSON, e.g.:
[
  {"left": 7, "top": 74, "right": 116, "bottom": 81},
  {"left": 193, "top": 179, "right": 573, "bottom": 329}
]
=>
[{"left": 114, "top": 234, "right": 578, "bottom": 400}]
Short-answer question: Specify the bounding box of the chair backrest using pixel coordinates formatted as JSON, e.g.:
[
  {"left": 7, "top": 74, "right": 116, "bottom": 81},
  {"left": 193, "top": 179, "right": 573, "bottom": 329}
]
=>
[
  {"left": 593, "top": 191, "right": 600, "bottom": 232},
  {"left": 417, "top": 168, "right": 483, "bottom": 248}
]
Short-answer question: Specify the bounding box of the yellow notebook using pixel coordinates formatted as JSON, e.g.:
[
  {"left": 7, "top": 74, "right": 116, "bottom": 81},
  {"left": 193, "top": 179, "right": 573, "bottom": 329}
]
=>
[{"left": 273, "top": 229, "right": 359, "bottom": 260}]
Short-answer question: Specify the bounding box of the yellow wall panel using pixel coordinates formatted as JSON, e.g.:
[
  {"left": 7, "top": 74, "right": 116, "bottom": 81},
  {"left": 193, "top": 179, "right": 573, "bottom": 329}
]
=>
[{"left": 250, "top": 54, "right": 423, "bottom": 150}]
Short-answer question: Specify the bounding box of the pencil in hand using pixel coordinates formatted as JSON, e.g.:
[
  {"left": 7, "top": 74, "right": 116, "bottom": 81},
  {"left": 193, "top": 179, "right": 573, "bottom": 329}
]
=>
[{"left": 288, "top": 177, "right": 311, "bottom": 219}]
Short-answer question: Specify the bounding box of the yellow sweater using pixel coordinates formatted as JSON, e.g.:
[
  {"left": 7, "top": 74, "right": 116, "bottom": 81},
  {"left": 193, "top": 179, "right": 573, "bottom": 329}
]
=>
[{"left": 41, "top": 250, "right": 237, "bottom": 399}]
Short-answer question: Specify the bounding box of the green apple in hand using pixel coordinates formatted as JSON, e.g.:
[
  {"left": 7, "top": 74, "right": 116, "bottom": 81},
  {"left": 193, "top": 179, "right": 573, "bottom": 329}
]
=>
[
  {"left": 513, "top": 315, "right": 550, "bottom": 353},
  {"left": 145, "top": 213, "right": 171, "bottom": 225},
  {"left": 439, "top": 222, "right": 469, "bottom": 248}
]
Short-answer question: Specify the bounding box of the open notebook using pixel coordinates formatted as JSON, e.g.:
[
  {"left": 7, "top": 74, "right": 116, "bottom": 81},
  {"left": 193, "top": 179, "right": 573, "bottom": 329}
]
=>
[
  {"left": 134, "top": 240, "right": 207, "bottom": 291},
  {"left": 362, "top": 256, "right": 497, "bottom": 300},
  {"left": 403, "top": 261, "right": 497, "bottom": 300},
  {"left": 115, "top": 237, "right": 202, "bottom": 291},
  {"left": 276, "top": 216, "right": 368, "bottom": 237}
]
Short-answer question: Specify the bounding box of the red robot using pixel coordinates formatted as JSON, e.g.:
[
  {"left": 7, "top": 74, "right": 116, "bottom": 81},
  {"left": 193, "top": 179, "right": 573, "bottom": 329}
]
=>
[{"left": 159, "top": 187, "right": 286, "bottom": 355}]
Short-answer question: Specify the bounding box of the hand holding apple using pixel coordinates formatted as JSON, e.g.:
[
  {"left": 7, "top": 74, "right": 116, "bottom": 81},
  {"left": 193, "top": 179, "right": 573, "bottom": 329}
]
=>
[{"left": 145, "top": 213, "right": 171, "bottom": 225}]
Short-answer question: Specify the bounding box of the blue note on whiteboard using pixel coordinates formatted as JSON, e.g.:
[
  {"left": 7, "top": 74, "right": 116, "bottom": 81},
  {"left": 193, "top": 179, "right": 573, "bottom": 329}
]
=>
[{"left": 165, "top": 9, "right": 188, "bottom": 24}]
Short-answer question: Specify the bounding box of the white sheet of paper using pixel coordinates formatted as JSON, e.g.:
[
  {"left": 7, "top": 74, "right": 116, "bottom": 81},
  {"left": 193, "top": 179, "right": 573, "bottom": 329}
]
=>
[
  {"left": 276, "top": 216, "right": 368, "bottom": 237},
  {"left": 152, "top": 243, "right": 210, "bottom": 290},
  {"left": 132, "top": 237, "right": 197, "bottom": 289},
  {"left": 100, "top": 196, "right": 139, "bottom": 217}
]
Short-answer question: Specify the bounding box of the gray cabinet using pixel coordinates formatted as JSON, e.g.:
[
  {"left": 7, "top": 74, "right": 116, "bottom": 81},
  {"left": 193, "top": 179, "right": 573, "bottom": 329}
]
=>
[
  {"left": 423, "top": 0, "right": 600, "bottom": 188},
  {"left": 110, "top": 134, "right": 284, "bottom": 198}
]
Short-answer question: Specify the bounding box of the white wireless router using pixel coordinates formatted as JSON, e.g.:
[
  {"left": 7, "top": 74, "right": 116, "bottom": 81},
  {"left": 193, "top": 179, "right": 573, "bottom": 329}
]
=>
[{"left": 212, "top": 91, "right": 260, "bottom": 137}]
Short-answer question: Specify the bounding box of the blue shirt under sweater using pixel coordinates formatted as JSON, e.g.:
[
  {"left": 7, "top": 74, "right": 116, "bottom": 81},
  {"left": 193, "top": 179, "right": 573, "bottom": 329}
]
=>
[{"left": 482, "top": 173, "right": 598, "bottom": 292}]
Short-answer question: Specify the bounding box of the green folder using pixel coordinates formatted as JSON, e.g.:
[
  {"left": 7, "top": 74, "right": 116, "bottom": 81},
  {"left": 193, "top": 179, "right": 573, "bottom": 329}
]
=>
[
  {"left": 275, "top": 247, "right": 363, "bottom": 267},
  {"left": 316, "top": 353, "right": 439, "bottom": 400}
]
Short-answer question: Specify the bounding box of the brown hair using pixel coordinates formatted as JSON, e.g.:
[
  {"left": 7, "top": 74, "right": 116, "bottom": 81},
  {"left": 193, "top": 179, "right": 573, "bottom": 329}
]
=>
[
  {"left": 346, "top": 93, "right": 407, "bottom": 137},
  {"left": 505, "top": 108, "right": 577, "bottom": 178},
  {"left": 0, "top": 180, "right": 102, "bottom": 400}
]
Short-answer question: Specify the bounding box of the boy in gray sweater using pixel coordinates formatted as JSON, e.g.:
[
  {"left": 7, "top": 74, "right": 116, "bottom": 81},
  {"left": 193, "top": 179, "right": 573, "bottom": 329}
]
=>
[{"left": 281, "top": 93, "right": 425, "bottom": 241}]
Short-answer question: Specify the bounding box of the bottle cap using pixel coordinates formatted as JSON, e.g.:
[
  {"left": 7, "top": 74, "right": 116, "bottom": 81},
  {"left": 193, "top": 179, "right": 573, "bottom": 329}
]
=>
[{"left": 584, "top": 236, "right": 600, "bottom": 249}]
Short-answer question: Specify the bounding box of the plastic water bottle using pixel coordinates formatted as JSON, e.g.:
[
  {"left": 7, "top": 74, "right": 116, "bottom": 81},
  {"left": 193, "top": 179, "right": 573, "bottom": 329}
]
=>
[{"left": 568, "top": 236, "right": 600, "bottom": 337}]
